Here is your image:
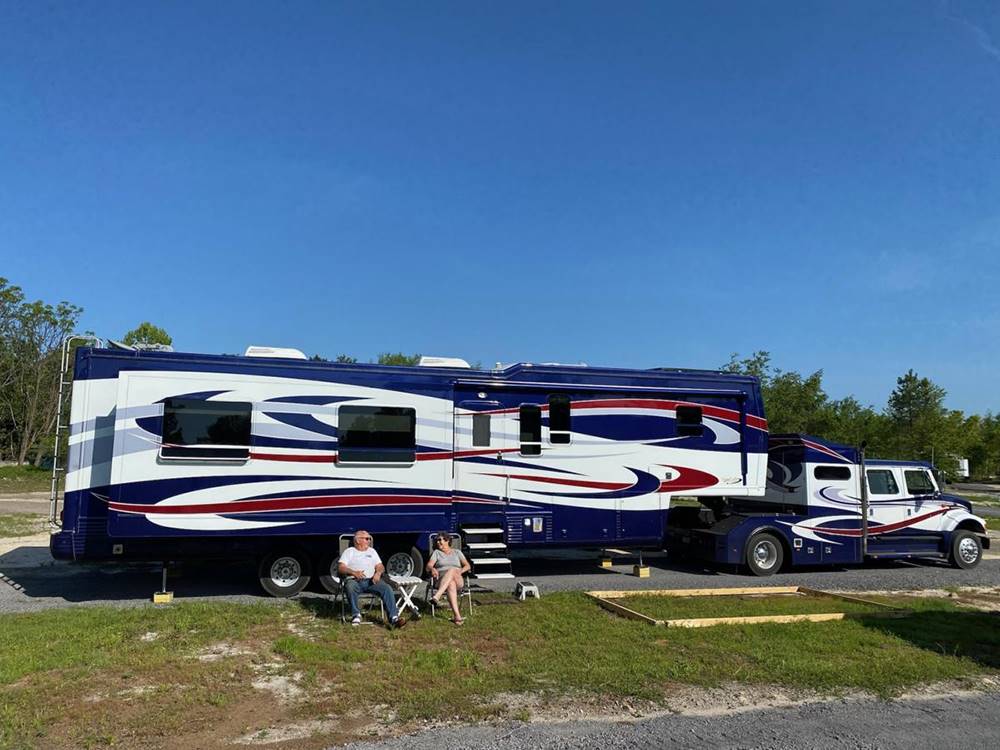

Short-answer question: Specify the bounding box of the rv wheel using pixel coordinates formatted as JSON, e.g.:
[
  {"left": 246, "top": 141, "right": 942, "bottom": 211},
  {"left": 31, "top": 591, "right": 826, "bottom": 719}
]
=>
[
  {"left": 385, "top": 546, "right": 425, "bottom": 579},
  {"left": 949, "top": 531, "right": 982, "bottom": 570},
  {"left": 258, "top": 549, "right": 312, "bottom": 597},
  {"left": 745, "top": 532, "right": 784, "bottom": 577},
  {"left": 317, "top": 552, "right": 342, "bottom": 594}
]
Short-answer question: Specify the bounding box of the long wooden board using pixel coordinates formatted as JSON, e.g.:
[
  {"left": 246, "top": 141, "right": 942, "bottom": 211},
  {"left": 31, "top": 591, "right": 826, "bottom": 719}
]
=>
[{"left": 586, "top": 586, "right": 907, "bottom": 628}]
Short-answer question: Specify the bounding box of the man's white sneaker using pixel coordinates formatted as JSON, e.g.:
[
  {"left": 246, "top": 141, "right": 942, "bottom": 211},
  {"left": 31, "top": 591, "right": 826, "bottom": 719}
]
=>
[{"left": 351, "top": 615, "right": 362, "bottom": 627}]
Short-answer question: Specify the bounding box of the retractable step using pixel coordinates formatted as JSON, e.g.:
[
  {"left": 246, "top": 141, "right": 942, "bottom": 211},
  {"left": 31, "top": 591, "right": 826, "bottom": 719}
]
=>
[{"left": 459, "top": 523, "right": 516, "bottom": 589}]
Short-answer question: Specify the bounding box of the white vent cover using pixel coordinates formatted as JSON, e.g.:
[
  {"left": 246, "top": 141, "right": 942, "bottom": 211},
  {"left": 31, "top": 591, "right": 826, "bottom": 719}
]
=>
[
  {"left": 418, "top": 356, "right": 471, "bottom": 368},
  {"left": 244, "top": 346, "right": 308, "bottom": 360}
]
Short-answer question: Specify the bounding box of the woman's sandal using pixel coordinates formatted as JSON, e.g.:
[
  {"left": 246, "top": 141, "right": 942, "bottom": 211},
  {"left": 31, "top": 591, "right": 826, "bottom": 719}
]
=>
[{"left": 452, "top": 616, "right": 464, "bottom": 626}]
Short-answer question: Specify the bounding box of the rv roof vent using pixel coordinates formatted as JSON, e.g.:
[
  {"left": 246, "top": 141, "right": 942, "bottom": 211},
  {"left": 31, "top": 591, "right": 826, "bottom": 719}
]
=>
[
  {"left": 133, "top": 343, "right": 174, "bottom": 352},
  {"left": 244, "top": 346, "right": 308, "bottom": 360},
  {"left": 418, "top": 356, "right": 471, "bottom": 368}
]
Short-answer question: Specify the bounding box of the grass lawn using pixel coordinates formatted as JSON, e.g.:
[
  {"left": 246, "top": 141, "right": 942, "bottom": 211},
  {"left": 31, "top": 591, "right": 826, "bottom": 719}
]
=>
[
  {"left": 964, "top": 493, "right": 1000, "bottom": 507},
  {"left": 1, "top": 592, "right": 998, "bottom": 749},
  {"left": 0, "top": 514, "right": 47, "bottom": 539},
  {"left": 0, "top": 465, "right": 51, "bottom": 495},
  {"left": 616, "top": 592, "right": 887, "bottom": 620}
]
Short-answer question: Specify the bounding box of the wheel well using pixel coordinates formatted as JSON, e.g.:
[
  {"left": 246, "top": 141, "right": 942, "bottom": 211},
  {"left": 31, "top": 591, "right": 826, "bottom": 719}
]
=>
[{"left": 954, "top": 519, "right": 987, "bottom": 536}]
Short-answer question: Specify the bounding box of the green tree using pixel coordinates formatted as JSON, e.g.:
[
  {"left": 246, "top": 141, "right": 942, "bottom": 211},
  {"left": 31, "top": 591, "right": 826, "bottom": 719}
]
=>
[
  {"left": 122, "top": 322, "right": 172, "bottom": 347},
  {"left": 375, "top": 352, "right": 421, "bottom": 366},
  {"left": 0, "top": 279, "right": 83, "bottom": 464},
  {"left": 884, "top": 370, "right": 959, "bottom": 470},
  {"left": 334, "top": 354, "right": 358, "bottom": 364}
]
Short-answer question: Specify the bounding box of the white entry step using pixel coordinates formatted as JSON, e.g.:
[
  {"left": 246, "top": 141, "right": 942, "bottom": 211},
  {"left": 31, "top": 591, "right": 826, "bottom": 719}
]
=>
[
  {"left": 472, "top": 572, "right": 516, "bottom": 580},
  {"left": 470, "top": 557, "right": 511, "bottom": 565},
  {"left": 467, "top": 542, "right": 507, "bottom": 550},
  {"left": 462, "top": 527, "right": 504, "bottom": 534}
]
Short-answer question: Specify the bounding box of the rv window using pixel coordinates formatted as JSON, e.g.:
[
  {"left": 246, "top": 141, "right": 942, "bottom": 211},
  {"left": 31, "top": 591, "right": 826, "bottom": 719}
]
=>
[
  {"left": 160, "top": 399, "right": 252, "bottom": 460},
  {"left": 676, "top": 405, "right": 704, "bottom": 437},
  {"left": 814, "top": 466, "right": 851, "bottom": 480},
  {"left": 904, "top": 470, "right": 935, "bottom": 495},
  {"left": 519, "top": 404, "right": 542, "bottom": 456},
  {"left": 472, "top": 413, "right": 491, "bottom": 447},
  {"left": 338, "top": 406, "right": 416, "bottom": 463},
  {"left": 548, "top": 394, "right": 571, "bottom": 444},
  {"left": 867, "top": 469, "right": 899, "bottom": 495}
]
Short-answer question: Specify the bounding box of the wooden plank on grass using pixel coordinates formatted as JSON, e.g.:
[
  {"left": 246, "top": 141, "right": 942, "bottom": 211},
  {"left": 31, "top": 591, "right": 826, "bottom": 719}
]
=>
[
  {"left": 586, "top": 593, "right": 664, "bottom": 626},
  {"left": 796, "top": 587, "right": 903, "bottom": 611},
  {"left": 666, "top": 612, "right": 849, "bottom": 628},
  {"left": 586, "top": 586, "right": 799, "bottom": 599}
]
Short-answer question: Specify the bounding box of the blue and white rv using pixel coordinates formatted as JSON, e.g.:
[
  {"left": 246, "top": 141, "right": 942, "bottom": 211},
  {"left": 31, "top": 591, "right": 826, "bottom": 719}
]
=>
[{"left": 49, "top": 344, "right": 987, "bottom": 595}]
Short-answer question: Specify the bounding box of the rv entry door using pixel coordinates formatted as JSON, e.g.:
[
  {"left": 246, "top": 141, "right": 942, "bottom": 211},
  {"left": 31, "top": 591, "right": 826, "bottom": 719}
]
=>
[{"left": 453, "top": 400, "right": 511, "bottom": 520}]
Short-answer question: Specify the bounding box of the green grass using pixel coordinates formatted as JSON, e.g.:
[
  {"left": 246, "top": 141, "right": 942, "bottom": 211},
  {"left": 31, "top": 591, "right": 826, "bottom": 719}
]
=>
[
  {"left": 616, "top": 592, "right": 886, "bottom": 620},
  {"left": 0, "top": 514, "right": 46, "bottom": 538},
  {"left": 1, "top": 593, "right": 998, "bottom": 748},
  {"left": 0, "top": 465, "right": 51, "bottom": 494},
  {"left": 963, "top": 493, "right": 1000, "bottom": 507}
]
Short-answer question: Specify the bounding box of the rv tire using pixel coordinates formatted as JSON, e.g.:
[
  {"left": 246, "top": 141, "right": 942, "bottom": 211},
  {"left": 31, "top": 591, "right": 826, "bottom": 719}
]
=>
[
  {"left": 385, "top": 545, "right": 425, "bottom": 579},
  {"left": 745, "top": 532, "right": 783, "bottom": 577},
  {"left": 949, "top": 530, "right": 982, "bottom": 570},
  {"left": 317, "top": 552, "right": 342, "bottom": 595},
  {"left": 258, "top": 549, "right": 312, "bottom": 597}
]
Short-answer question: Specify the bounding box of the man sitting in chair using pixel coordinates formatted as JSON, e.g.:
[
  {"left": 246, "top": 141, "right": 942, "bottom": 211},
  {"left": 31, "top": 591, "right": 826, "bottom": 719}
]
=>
[{"left": 338, "top": 530, "right": 407, "bottom": 630}]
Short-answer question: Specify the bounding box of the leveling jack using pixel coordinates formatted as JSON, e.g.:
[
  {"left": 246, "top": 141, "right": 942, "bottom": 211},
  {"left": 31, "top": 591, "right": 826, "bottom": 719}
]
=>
[
  {"left": 633, "top": 550, "right": 650, "bottom": 578},
  {"left": 153, "top": 563, "right": 173, "bottom": 604}
]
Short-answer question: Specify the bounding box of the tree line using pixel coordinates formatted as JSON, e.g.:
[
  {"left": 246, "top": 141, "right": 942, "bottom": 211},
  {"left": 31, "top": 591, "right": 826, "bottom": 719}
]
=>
[
  {"left": 2, "top": 277, "right": 998, "bottom": 477},
  {"left": 722, "top": 351, "right": 1000, "bottom": 477}
]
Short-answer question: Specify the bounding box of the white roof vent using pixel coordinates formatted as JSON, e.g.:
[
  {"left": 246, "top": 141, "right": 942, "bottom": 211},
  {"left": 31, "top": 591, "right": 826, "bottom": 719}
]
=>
[
  {"left": 418, "top": 356, "right": 471, "bottom": 368},
  {"left": 244, "top": 345, "right": 308, "bottom": 360}
]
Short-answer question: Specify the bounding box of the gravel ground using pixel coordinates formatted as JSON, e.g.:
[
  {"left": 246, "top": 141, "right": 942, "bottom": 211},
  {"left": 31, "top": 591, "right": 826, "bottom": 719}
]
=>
[{"left": 340, "top": 691, "right": 1000, "bottom": 750}]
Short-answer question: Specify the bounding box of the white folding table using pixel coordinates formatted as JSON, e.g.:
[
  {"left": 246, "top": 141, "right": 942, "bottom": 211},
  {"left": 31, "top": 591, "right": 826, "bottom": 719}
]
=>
[{"left": 388, "top": 574, "right": 423, "bottom": 619}]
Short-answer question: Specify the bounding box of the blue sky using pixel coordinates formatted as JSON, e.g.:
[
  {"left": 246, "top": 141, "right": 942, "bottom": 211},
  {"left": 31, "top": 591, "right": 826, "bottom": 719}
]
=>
[{"left": 2, "top": 1, "right": 998, "bottom": 413}]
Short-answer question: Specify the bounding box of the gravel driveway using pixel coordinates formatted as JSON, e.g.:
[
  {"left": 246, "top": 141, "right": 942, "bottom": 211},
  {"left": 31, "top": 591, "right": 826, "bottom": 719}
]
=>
[{"left": 341, "top": 691, "right": 1000, "bottom": 750}]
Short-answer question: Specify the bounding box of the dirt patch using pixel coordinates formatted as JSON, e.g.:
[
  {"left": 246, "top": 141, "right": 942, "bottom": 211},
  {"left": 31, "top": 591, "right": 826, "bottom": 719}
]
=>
[
  {"left": 842, "top": 586, "right": 1000, "bottom": 612},
  {"left": 196, "top": 642, "right": 257, "bottom": 662}
]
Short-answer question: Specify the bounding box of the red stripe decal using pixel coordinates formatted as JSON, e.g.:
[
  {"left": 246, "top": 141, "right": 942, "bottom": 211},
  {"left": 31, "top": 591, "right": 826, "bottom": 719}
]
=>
[
  {"left": 801, "top": 507, "right": 949, "bottom": 538},
  {"left": 109, "top": 494, "right": 448, "bottom": 516}
]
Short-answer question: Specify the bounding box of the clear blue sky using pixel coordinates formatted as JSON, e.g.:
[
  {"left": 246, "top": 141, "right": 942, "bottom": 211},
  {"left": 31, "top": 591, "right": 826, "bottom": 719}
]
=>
[{"left": 2, "top": 1, "right": 998, "bottom": 413}]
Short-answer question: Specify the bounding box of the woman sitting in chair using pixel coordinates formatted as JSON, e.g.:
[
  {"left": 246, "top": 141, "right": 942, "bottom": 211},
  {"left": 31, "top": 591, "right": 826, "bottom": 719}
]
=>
[{"left": 426, "top": 532, "right": 472, "bottom": 625}]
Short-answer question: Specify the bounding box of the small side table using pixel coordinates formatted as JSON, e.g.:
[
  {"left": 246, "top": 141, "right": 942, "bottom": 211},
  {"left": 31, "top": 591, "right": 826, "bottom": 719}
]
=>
[{"left": 389, "top": 574, "right": 424, "bottom": 619}]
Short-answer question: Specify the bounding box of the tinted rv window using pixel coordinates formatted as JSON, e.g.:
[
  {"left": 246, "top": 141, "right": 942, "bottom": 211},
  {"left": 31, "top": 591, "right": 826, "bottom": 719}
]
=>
[
  {"left": 867, "top": 469, "right": 899, "bottom": 495},
  {"left": 338, "top": 406, "right": 416, "bottom": 463},
  {"left": 814, "top": 466, "right": 852, "bottom": 480},
  {"left": 904, "top": 470, "right": 935, "bottom": 495},
  {"left": 519, "top": 404, "right": 542, "bottom": 456},
  {"left": 548, "top": 394, "right": 571, "bottom": 444},
  {"left": 472, "top": 413, "right": 491, "bottom": 447},
  {"left": 160, "top": 399, "right": 252, "bottom": 460},
  {"left": 676, "top": 405, "right": 704, "bottom": 437}
]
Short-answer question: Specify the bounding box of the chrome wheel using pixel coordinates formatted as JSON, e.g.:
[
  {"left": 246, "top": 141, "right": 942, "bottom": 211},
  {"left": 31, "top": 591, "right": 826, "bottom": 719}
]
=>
[
  {"left": 753, "top": 540, "right": 779, "bottom": 570},
  {"left": 958, "top": 537, "right": 980, "bottom": 565},
  {"left": 269, "top": 556, "right": 302, "bottom": 588},
  {"left": 386, "top": 551, "right": 415, "bottom": 578}
]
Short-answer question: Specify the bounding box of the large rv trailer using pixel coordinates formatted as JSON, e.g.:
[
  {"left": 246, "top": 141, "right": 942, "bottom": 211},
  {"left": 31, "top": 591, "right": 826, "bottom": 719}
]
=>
[
  {"left": 50, "top": 346, "right": 769, "bottom": 595},
  {"left": 667, "top": 434, "right": 989, "bottom": 574}
]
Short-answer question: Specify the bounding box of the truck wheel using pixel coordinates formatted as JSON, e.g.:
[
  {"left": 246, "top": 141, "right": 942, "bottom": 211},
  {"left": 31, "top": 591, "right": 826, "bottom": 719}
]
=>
[
  {"left": 745, "top": 532, "right": 783, "bottom": 577},
  {"left": 317, "top": 552, "right": 342, "bottom": 594},
  {"left": 385, "top": 546, "right": 424, "bottom": 579},
  {"left": 258, "top": 549, "right": 311, "bottom": 597},
  {"left": 949, "top": 531, "right": 982, "bottom": 569}
]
